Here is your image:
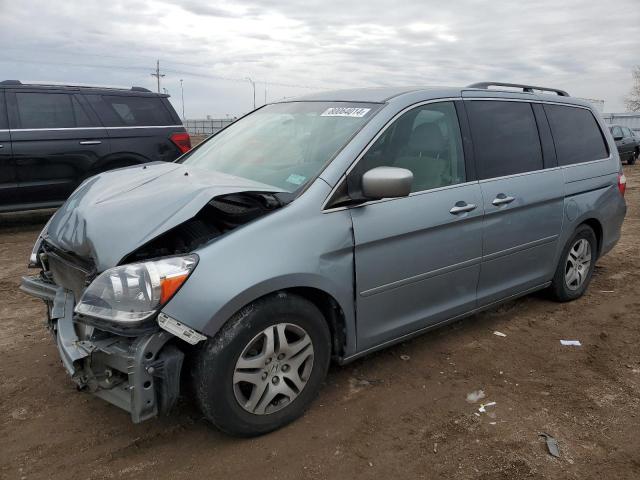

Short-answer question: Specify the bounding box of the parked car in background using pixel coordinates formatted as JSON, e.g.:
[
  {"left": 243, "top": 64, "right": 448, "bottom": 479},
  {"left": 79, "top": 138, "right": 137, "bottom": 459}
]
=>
[
  {"left": 609, "top": 124, "right": 639, "bottom": 165},
  {"left": 0, "top": 80, "right": 190, "bottom": 212},
  {"left": 21, "top": 82, "right": 626, "bottom": 437}
]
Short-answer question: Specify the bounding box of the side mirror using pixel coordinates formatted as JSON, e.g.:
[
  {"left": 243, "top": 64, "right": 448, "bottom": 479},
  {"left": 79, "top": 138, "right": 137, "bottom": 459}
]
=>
[{"left": 362, "top": 166, "right": 413, "bottom": 200}]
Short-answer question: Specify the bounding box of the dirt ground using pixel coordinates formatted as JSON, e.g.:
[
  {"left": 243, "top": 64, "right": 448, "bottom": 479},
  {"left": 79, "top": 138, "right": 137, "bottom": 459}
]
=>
[{"left": 1, "top": 166, "right": 639, "bottom": 480}]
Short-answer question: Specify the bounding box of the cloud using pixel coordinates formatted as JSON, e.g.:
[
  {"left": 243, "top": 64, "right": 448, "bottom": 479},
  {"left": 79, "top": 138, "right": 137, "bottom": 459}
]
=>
[{"left": 0, "top": 0, "right": 638, "bottom": 115}]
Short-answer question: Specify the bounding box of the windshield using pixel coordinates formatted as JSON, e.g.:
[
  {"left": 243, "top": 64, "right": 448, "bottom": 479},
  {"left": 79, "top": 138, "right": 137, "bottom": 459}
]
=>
[{"left": 181, "top": 102, "right": 380, "bottom": 192}]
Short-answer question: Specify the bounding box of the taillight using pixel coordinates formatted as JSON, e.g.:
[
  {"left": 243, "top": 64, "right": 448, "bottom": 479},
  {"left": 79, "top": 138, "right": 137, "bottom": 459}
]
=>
[
  {"left": 618, "top": 172, "right": 626, "bottom": 196},
  {"left": 170, "top": 132, "right": 191, "bottom": 154}
]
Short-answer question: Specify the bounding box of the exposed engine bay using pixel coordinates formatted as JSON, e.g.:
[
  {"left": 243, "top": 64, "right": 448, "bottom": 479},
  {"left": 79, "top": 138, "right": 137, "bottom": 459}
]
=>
[{"left": 122, "top": 191, "right": 288, "bottom": 263}]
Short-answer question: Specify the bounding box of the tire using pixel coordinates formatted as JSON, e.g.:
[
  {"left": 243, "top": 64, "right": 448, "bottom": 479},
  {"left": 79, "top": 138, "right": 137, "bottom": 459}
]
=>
[
  {"left": 629, "top": 150, "right": 638, "bottom": 165},
  {"left": 550, "top": 225, "right": 597, "bottom": 302},
  {"left": 192, "top": 292, "right": 331, "bottom": 437}
]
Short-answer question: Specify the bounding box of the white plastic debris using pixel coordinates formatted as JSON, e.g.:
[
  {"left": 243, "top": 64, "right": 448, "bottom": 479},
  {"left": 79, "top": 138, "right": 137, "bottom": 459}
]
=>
[
  {"left": 560, "top": 340, "right": 582, "bottom": 346},
  {"left": 493, "top": 331, "right": 507, "bottom": 337},
  {"left": 400, "top": 354, "right": 410, "bottom": 361},
  {"left": 466, "top": 390, "right": 486, "bottom": 403},
  {"left": 478, "top": 402, "right": 496, "bottom": 413}
]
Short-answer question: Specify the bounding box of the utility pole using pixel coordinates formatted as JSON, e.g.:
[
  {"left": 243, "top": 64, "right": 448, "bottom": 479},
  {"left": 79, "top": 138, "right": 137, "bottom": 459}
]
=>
[
  {"left": 151, "top": 59, "right": 165, "bottom": 93},
  {"left": 180, "top": 79, "right": 185, "bottom": 120},
  {"left": 245, "top": 77, "right": 256, "bottom": 110}
]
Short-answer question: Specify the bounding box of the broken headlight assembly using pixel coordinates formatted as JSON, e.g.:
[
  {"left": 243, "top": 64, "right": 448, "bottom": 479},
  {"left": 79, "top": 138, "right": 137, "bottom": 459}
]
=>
[{"left": 75, "top": 255, "right": 198, "bottom": 325}]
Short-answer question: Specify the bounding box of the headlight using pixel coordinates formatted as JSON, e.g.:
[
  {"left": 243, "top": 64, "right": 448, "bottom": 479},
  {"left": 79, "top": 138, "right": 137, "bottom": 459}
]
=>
[{"left": 75, "top": 255, "right": 198, "bottom": 324}]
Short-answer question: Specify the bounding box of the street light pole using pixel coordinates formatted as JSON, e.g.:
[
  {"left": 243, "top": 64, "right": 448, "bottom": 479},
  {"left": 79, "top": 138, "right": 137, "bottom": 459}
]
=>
[
  {"left": 180, "top": 79, "right": 185, "bottom": 120},
  {"left": 245, "top": 77, "right": 256, "bottom": 110}
]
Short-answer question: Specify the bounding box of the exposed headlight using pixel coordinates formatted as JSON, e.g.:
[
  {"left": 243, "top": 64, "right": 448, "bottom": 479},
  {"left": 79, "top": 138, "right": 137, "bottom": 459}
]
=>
[
  {"left": 29, "top": 215, "right": 54, "bottom": 267},
  {"left": 75, "top": 255, "right": 198, "bottom": 324}
]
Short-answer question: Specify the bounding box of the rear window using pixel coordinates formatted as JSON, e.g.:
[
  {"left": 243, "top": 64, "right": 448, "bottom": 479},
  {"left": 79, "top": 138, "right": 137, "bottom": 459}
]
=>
[
  {"left": 15, "top": 92, "right": 93, "bottom": 129},
  {"left": 466, "top": 100, "right": 543, "bottom": 179},
  {"left": 543, "top": 105, "right": 608, "bottom": 165},
  {"left": 86, "top": 94, "right": 174, "bottom": 127}
]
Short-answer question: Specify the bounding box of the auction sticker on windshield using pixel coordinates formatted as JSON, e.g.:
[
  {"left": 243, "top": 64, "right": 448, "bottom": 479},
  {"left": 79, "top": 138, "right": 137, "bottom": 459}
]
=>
[{"left": 321, "top": 107, "right": 371, "bottom": 117}]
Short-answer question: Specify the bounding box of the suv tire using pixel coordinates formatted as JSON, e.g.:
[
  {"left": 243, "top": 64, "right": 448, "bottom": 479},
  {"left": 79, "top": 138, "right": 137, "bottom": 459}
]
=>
[
  {"left": 550, "top": 225, "right": 597, "bottom": 302},
  {"left": 630, "top": 149, "right": 638, "bottom": 165},
  {"left": 192, "top": 292, "right": 331, "bottom": 437}
]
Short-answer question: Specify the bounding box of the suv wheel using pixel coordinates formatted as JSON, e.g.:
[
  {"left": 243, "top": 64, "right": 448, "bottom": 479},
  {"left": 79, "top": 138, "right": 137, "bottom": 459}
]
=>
[
  {"left": 550, "top": 225, "right": 597, "bottom": 302},
  {"left": 630, "top": 149, "right": 638, "bottom": 165},
  {"left": 192, "top": 292, "right": 331, "bottom": 437}
]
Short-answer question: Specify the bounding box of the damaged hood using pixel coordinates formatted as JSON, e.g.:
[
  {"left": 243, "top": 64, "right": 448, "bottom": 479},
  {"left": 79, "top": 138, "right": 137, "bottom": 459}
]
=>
[{"left": 45, "top": 162, "right": 284, "bottom": 271}]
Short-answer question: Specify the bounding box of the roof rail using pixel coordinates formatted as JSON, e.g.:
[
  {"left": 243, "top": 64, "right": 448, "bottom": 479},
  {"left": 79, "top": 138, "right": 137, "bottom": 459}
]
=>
[
  {"left": 0, "top": 80, "right": 152, "bottom": 93},
  {"left": 467, "top": 82, "right": 569, "bottom": 97}
]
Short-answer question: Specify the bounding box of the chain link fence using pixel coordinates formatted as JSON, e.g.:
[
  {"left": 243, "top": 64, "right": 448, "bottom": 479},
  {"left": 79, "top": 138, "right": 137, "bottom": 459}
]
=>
[{"left": 184, "top": 118, "right": 235, "bottom": 136}]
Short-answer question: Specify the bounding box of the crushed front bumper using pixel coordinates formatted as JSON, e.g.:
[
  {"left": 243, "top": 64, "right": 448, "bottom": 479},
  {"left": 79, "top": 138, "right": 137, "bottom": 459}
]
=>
[{"left": 20, "top": 275, "right": 184, "bottom": 423}]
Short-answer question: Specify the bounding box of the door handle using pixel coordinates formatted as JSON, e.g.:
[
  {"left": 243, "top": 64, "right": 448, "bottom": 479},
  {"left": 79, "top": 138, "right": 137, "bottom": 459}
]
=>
[
  {"left": 450, "top": 202, "right": 477, "bottom": 215},
  {"left": 492, "top": 194, "right": 515, "bottom": 206},
  {"left": 79, "top": 140, "right": 101, "bottom": 145}
]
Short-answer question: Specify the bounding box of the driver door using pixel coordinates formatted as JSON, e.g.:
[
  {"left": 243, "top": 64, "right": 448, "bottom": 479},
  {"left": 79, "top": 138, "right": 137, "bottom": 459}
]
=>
[{"left": 347, "top": 101, "right": 484, "bottom": 351}]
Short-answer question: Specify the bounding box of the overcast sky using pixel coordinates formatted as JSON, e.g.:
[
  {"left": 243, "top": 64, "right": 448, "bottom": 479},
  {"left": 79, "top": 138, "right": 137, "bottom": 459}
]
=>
[{"left": 0, "top": 0, "right": 638, "bottom": 117}]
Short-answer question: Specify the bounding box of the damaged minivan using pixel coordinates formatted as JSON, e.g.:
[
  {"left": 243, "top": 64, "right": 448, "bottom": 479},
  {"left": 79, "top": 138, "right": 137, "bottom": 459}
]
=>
[{"left": 22, "top": 83, "right": 626, "bottom": 436}]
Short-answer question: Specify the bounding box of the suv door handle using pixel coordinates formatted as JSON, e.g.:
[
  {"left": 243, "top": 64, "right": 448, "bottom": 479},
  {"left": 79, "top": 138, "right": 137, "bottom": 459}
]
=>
[
  {"left": 79, "top": 140, "right": 101, "bottom": 145},
  {"left": 450, "top": 202, "right": 477, "bottom": 215},
  {"left": 492, "top": 194, "right": 515, "bottom": 206}
]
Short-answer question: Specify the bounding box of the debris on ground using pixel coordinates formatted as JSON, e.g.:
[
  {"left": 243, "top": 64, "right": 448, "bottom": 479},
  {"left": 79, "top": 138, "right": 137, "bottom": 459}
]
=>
[
  {"left": 478, "top": 402, "right": 496, "bottom": 413},
  {"left": 466, "top": 390, "right": 486, "bottom": 403},
  {"left": 539, "top": 433, "right": 560, "bottom": 458},
  {"left": 400, "top": 354, "right": 410, "bottom": 361},
  {"left": 560, "top": 340, "right": 582, "bottom": 346},
  {"left": 493, "top": 331, "right": 507, "bottom": 337}
]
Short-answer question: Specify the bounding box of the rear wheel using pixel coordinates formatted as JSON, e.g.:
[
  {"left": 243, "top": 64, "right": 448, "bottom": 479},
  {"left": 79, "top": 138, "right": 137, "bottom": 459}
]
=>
[
  {"left": 550, "top": 225, "right": 597, "bottom": 302},
  {"left": 192, "top": 292, "right": 331, "bottom": 437}
]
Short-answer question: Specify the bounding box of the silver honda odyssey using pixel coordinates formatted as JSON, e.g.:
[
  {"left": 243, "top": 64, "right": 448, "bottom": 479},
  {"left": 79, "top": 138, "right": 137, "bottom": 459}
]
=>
[{"left": 22, "top": 82, "right": 627, "bottom": 436}]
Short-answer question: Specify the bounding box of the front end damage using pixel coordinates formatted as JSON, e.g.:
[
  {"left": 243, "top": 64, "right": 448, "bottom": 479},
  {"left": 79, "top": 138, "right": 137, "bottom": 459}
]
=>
[
  {"left": 21, "top": 274, "right": 185, "bottom": 423},
  {"left": 20, "top": 179, "right": 288, "bottom": 423}
]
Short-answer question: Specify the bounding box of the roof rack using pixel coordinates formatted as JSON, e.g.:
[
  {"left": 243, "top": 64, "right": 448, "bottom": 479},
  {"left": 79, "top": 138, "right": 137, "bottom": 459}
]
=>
[
  {"left": 0, "top": 80, "right": 152, "bottom": 93},
  {"left": 467, "top": 82, "right": 569, "bottom": 97}
]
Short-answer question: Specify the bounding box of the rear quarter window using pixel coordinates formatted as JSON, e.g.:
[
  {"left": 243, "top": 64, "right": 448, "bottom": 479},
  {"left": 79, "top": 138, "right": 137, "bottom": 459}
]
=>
[
  {"left": 466, "top": 100, "right": 543, "bottom": 179},
  {"left": 543, "top": 104, "right": 608, "bottom": 165},
  {"left": 85, "top": 94, "right": 174, "bottom": 127}
]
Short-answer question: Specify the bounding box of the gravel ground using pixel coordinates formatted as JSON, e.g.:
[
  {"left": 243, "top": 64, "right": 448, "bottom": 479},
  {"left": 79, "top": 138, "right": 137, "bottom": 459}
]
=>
[{"left": 1, "top": 165, "right": 639, "bottom": 480}]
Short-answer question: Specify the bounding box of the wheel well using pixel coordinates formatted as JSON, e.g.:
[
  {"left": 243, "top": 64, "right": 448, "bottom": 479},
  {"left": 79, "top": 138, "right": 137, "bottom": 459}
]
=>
[
  {"left": 581, "top": 218, "right": 603, "bottom": 257},
  {"left": 285, "top": 287, "right": 347, "bottom": 360}
]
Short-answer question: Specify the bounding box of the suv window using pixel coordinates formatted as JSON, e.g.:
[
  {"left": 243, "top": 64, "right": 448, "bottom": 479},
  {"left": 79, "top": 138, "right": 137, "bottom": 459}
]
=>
[
  {"left": 622, "top": 127, "right": 633, "bottom": 137},
  {"left": 544, "top": 105, "right": 608, "bottom": 165},
  {"left": 353, "top": 101, "right": 465, "bottom": 193},
  {"left": 15, "top": 92, "right": 92, "bottom": 129},
  {"left": 0, "top": 92, "right": 7, "bottom": 129},
  {"left": 94, "top": 95, "right": 174, "bottom": 127},
  {"left": 466, "top": 100, "right": 543, "bottom": 179}
]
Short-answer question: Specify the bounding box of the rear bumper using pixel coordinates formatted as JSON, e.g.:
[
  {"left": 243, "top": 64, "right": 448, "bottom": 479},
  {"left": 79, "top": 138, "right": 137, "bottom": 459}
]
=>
[{"left": 20, "top": 275, "right": 184, "bottom": 423}]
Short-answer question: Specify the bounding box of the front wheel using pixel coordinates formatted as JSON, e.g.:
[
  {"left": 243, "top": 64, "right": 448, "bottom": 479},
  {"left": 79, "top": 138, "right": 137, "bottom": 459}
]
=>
[
  {"left": 192, "top": 292, "right": 331, "bottom": 437},
  {"left": 629, "top": 150, "right": 638, "bottom": 165},
  {"left": 550, "top": 225, "right": 597, "bottom": 302}
]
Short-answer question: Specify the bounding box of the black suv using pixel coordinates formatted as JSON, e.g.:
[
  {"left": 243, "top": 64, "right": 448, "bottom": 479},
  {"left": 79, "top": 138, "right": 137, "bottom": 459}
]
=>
[
  {"left": 609, "top": 124, "right": 639, "bottom": 165},
  {"left": 0, "top": 80, "right": 191, "bottom": 212}
]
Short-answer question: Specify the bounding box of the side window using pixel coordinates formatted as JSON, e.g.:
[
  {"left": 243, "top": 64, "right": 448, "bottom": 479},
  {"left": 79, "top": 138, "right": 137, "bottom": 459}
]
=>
[
  {"left": 544, "top": 104, "right": 608, "bottom": 165},
  {"left": 15, "top": 92, "right": 76, "bottom": 129},
  {"left": 611, "top": 126, "right": 622, "bottom": 138},
  {"left": 0, "top": 92, "right": 7, "bottom": 129},
  {"left": 99, "top": 95, "right": 173, "bottom": 126},
  {"left": 466, "top": 100, "right": 543, "bottom": 179},
  {"left": 622, "top": 127, "right": 633, "bottom": 138},
  {"left": 354, "top": 102, "right": 466, "bottom": 193}
]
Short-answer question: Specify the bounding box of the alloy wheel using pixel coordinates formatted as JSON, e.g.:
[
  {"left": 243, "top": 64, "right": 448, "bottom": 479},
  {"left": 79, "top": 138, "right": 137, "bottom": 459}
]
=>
[
  {"left": 233, "top": 323, "right": 314, "bottom": 415},
  {"left": 565, "top": 238, "right": 592, "bottom": 291}
]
